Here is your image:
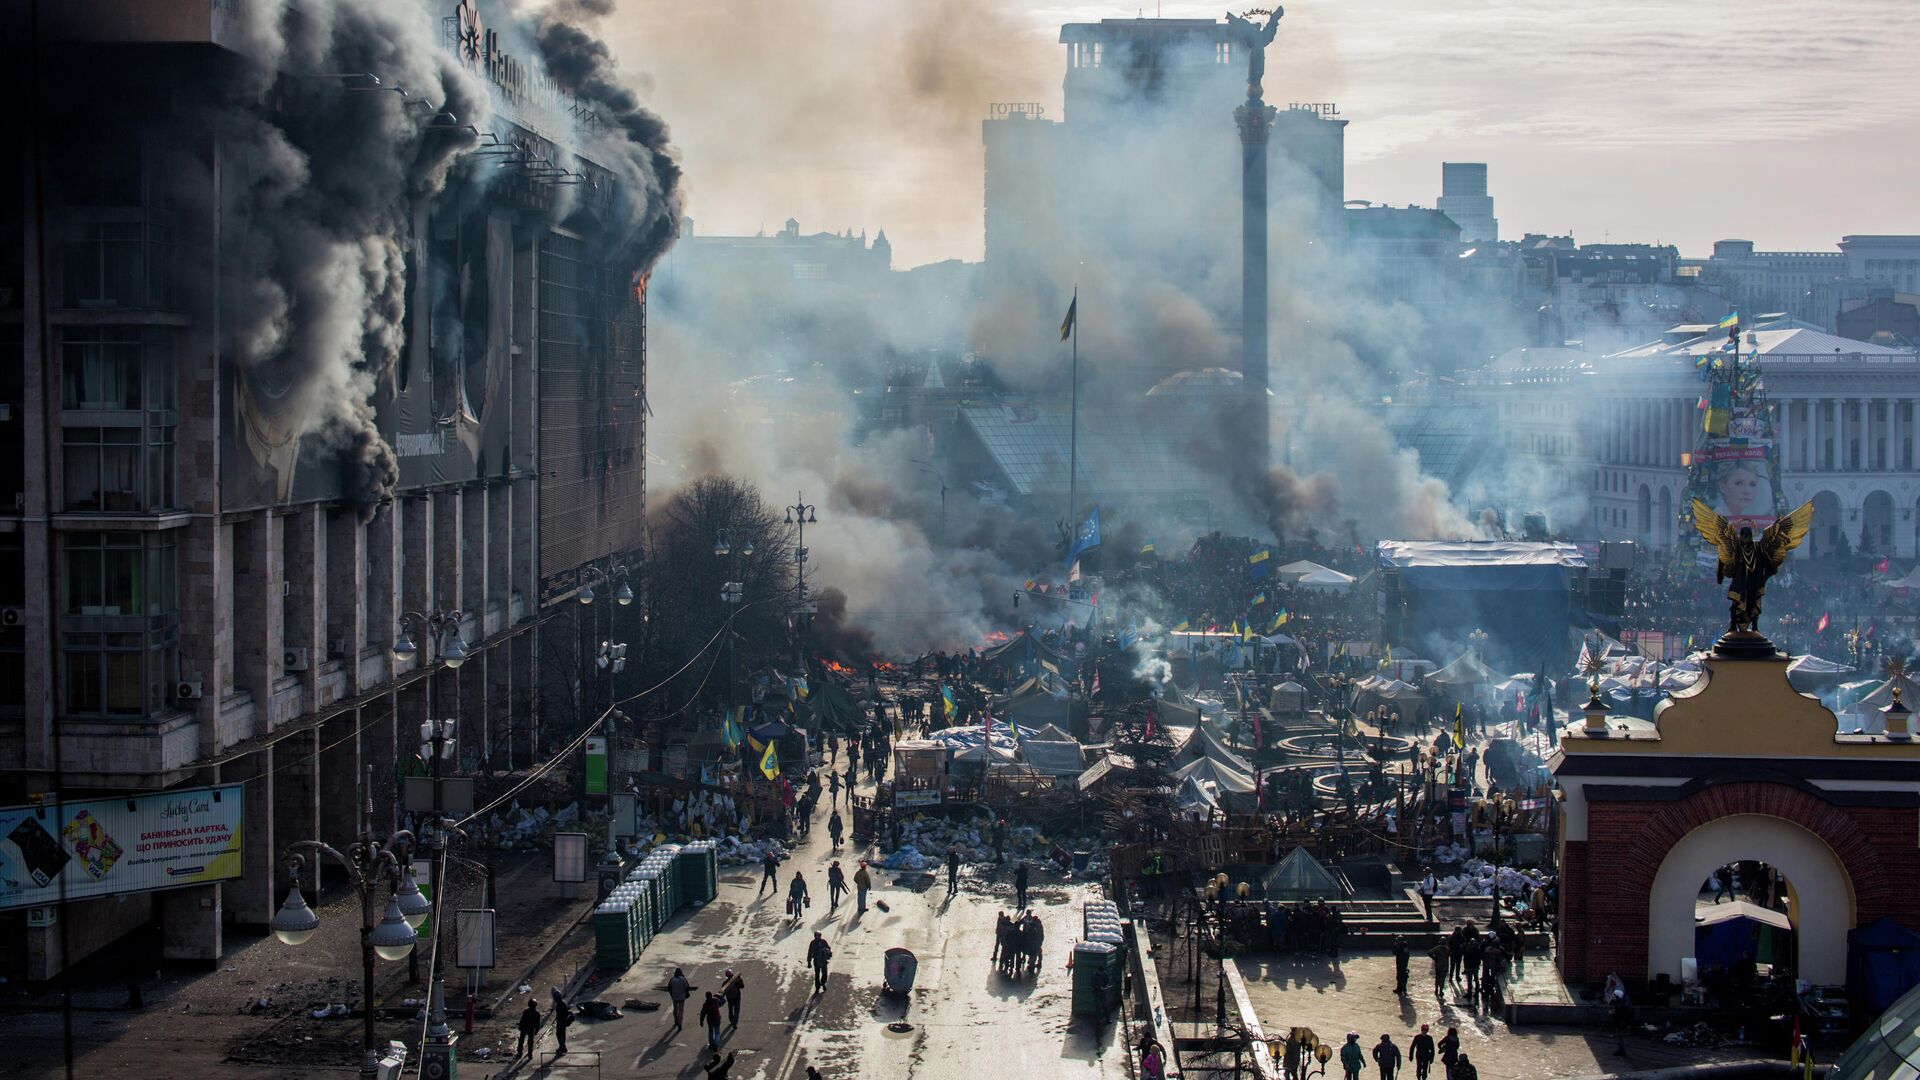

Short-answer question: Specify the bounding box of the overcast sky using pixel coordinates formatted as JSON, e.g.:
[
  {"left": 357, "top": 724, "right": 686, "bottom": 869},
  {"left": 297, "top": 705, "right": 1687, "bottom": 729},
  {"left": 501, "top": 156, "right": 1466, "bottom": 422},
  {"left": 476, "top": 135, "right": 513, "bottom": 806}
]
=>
[{"left": 611, "top": 0, "right": 1920, "bottom": 269}]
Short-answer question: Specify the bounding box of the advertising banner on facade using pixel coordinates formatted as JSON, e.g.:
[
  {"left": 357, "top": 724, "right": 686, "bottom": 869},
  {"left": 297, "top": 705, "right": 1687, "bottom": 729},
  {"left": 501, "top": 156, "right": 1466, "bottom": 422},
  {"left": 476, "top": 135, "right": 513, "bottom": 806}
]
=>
[{"left": 0, "top": 786, "right": 244, "bottom": 910}]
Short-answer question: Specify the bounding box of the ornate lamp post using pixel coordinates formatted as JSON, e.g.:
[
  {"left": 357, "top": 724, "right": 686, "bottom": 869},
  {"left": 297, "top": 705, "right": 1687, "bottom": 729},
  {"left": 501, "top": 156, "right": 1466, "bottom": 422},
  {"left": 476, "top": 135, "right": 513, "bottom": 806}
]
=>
[
  {"left": 270, "top": 776, "right": 423, "bottom": 1078},
  {"left": 785, "top": 494, "right": 819, "bottom": 673}
]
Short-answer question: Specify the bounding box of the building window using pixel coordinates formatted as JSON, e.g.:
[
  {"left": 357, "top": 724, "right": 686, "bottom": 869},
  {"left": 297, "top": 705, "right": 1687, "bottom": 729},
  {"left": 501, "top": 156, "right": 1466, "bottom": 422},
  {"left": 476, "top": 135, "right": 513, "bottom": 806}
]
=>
[
  {"left": 59, "top": 329, "right": 176, "bottom": 512},
  {"left": 64, "top": 531, "right": 174, "bottom": 617},
  {"left": 60, "top": 532, "right": 178, "bottom": 717},
  {"left": 1217, "top": 42, "right": 1231, "bottom": 63}
]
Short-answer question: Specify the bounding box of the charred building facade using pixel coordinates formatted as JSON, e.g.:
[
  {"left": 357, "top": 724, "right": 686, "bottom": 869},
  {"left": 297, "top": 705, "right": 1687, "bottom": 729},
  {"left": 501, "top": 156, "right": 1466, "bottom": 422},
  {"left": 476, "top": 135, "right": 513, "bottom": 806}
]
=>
[{"left": 0, "top": 2, "right": 668, "bottom": 979}]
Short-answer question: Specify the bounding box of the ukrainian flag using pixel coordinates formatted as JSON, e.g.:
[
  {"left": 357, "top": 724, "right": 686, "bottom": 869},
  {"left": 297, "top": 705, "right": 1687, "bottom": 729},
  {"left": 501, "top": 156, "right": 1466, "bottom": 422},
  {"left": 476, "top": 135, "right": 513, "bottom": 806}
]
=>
[
  {"left": 1248, "top": 549, "right": 1270, "bottom": 565},
  {"left": 1174, "top": 618, "right": 1191, "bottom": 631},
  {"left": 1251, "top": 591, "right": 1268, "bottom": 606},
  {"left": 1140, "top": 540, "right": 1156, "bottom": 555},
  {"left": 941, "top": 684, "right": 957, "bottom": 721},
  {"left": 1717, "top": 311, "right": 1739, "bottom": 330}
]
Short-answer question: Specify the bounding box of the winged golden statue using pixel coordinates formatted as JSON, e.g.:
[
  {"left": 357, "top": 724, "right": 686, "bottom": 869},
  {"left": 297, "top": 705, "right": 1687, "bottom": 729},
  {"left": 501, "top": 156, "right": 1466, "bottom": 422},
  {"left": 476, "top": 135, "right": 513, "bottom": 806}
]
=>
[{"left": 1690, "top": 498, "right": 1814, "bottom": 634}]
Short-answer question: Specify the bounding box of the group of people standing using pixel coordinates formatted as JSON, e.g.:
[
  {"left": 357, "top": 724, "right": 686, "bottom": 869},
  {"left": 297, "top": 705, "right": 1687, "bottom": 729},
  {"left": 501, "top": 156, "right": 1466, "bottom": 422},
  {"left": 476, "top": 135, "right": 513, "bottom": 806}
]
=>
[
  {"left": 1424, "top": 921, "right": 1520, "bottom": 1005},
  {"left": 1331, "top": 1027, "right": 1477, "bottom": 1080}
]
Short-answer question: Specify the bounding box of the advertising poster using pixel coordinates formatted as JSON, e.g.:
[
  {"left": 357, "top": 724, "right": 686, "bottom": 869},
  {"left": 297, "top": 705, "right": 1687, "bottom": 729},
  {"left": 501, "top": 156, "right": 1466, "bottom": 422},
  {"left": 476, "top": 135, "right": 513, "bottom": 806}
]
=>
[{"left": 0, "top": 786, "right": 243, "bottom": 910}]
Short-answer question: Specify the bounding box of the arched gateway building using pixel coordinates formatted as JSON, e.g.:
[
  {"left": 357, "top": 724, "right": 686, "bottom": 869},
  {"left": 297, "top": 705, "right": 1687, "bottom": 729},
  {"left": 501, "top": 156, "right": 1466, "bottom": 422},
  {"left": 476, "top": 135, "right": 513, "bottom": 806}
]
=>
[{"left": 1552, "top": 640, "right": 1920, "bottom": 988}]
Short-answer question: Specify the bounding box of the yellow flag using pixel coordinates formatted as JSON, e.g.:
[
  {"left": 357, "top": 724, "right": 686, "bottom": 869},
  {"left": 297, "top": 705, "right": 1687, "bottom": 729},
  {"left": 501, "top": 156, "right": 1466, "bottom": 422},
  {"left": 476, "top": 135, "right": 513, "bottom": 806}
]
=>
[{"left": 759, "top": 738, "right": 780, "bottom": 780}]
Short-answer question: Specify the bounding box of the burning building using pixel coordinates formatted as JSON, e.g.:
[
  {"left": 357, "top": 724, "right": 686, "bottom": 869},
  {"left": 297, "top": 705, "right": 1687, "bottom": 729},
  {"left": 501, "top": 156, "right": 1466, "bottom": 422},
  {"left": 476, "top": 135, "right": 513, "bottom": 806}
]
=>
[{"left": 0, "top": 0, "right": 677, "bottom": 978}]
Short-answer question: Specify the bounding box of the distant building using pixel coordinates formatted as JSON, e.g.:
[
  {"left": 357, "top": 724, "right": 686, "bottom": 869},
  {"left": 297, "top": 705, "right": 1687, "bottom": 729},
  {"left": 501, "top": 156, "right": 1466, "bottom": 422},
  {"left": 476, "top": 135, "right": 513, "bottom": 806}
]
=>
[
  {"left": 1840, "top": 235, "right": 1920, "bottom": 293},
  {"left": 1688, "top": 239, "right": 1845, "bottom": 326},
  {"left": 1528, "top": 242, "right": 1729, "bottom": 354},
  {"left": 1436, "top": 162, "right": 1497, "bottom": 242},
  {"left": 1461, "top": 317, "right": 1920, "bottom": 556},
  {"left": 1836, "top": 291, "right": 1920, "bottom": 347},
  {"left": 1344, "top": 204, "right": 1463, "bottom": 312},
  {"left": 982, "top": 17, "right": 1347, "bottom": 308}
]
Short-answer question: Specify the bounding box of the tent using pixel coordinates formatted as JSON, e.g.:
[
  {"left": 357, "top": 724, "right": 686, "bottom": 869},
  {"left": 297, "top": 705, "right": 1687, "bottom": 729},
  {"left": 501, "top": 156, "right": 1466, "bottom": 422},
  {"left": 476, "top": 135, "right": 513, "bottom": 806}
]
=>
[
  {"left": 979, "top": 628, "right": 1070, "bottom": 680},
  {"left": 1356, "top": 678, "right": 1429, "bottom": 723},
  {"left": 1184, "top": 723, "right": 1255, "bottom": 776},
  {"left": 1873, "top": 567, "right": 1920, "bottom": 591},
  {"left": 1020, "top": 738, "right": 1088, "bottom": 777},
  {"left": 1424, "top": 652, "right": 1497, "bottom": 692},
  {"left": 1785, "top": 654, "right": 1854, "bottom": 694},
  {"left": 1847, "top": 917, "right": 1920, "bottom": 1015},
  {"left": 1174, "top": 774, "right": 1221, "bottom": 818},
  {"left": 807, "top": 675, "right": 867, "bottom": 733},
  {"left": 1171, "top": 754, "right": 1257, "bottom": 798},
  {"left": 1296, "top": 566, "right": 1356, "bottom": 592},
  {"left": 1694, "top": 900, "right": 1791, "bottom": 972},
  {"left": 1839, "top": 672, "right": 1920, "bottom": 733},
  {"left": 1026, "top": 723, "right": 1076, "bottom": 743},
  {"left": 1260, "top": 846, "right": 1344, "bottom": 900},
  {"left": 1270, "top": 680, "right": 1307, "bottom": 713},
  {"left": 999, "top": 672, "right": 1072, "bottom": 727},
  {"left": 1275, "top": 559, "right": 1335, "bottom": 583}
]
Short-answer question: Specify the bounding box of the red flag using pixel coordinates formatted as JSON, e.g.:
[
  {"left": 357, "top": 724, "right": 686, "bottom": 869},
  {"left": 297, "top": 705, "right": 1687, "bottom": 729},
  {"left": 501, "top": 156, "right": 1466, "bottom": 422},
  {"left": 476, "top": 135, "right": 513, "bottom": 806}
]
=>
[
  {"left": 1816, "top": 612, "right": 1831, "bottom": 634},
  {"left": 1875, "top": 556, "right": 1890, "bottom": 575}
]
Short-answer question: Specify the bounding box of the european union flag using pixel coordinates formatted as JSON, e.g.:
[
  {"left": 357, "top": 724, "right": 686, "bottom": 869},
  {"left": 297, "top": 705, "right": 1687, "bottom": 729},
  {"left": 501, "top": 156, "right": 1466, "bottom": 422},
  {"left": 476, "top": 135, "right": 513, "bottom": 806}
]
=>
[{"left": 1064, "top": 506, "right": 1101, "bottom": 568}]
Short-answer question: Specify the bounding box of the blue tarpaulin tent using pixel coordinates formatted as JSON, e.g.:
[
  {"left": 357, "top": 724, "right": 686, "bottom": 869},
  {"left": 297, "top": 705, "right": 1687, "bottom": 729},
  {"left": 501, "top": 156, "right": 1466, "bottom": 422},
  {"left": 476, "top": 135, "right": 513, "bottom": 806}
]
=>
[{"left": 1848, "top": 917, "right": 1920, "bottom": 1014}]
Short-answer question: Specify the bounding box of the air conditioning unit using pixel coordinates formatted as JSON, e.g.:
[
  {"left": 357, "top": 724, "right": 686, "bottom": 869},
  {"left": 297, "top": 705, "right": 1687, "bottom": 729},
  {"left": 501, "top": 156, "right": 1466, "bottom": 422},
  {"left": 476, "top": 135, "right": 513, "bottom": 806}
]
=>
[
  {"left": 0, "top": 607, "right": 22, "bottom": 627},
  {"left": 177, "top": 680, "right": 204, "bottom": 700},
  {"left": 283, "top": 647, "right": 310, "bottom": 672},
  {"left": 327, "top": 638, "right": 347, "bottom": 660}
]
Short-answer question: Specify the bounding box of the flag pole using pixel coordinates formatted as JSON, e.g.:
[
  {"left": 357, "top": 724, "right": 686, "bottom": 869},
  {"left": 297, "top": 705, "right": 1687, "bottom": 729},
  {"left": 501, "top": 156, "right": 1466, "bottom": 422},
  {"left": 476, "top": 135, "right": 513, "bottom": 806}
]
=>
[{"left": 1068, "top": 285, "right": 1079, "bottom": 526}]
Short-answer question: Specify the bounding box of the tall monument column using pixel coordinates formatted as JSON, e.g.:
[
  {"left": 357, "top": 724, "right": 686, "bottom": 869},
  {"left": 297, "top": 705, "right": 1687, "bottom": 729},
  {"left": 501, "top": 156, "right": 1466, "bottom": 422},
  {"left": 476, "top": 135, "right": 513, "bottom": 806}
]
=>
[
  {"left": 1226, "top": 8, "right": 1284, "bottom": 472},
  {"left": 1236, "top": 99, "right": 1276, "bottom": 465}
]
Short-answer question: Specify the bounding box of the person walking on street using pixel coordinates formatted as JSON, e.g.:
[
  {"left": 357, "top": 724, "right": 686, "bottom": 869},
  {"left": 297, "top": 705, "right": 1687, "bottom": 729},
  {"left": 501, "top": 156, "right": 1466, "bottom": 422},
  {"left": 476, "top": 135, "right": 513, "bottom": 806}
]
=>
[
  {"left": 1409, "top": 1025, "right": 1436, "bottom": 1080},
  {"left": 854, "top": 861, "right": 872, "bottom": 914},
  {"left": 947, "top": 845, "right": 961, "bottom": 895},
  {"left": 666, "top": 968, "right": 692, "bottom": 1032},
  {"left": 1373, "top": 1034, "right": 1402, "bottom": 1080},
  {"left": 827, "top": 860, "right": 847, "bottom": 910},
  {"left": 829, "top": 770, "right": 841, "bottom": 806},
  {"left": 1014, "top": 860, "right": 1030, "bottom": 911},
  {"left": 550, "top": 989, "right": 574, "bottom": 1054},
  {"left": 1437, "top": 1027, "right": 1460, "bottom": 1080},
  {"left": 1340, "top": 1032, "right": 1366, "bottom": 1080},
  {"left": 828, "top": 810, "right": 844, "bottom": 849},
  {"left": 788, "top": 871, "right": 811, "bottom": 923},
  {"left": 807, "top": 931, "right": 833, "bottom": 993},
  {"left": 699, "top": 991, "right": 724, "bottom": 1048},
  {"left": 516, "top": 999, "right": 542, "bottom": 1059},
  {"left": 721, "top": 968, "right": 744, "bottom": 1028},
  {"left": 760, "top": 851, "right": 780, "bottom": 895},
  {"left": 1429, "top": 941, "right": 1449, "bottom": 1000},
  {"left": 1393, "top": 935, "right": 1411, "bottom": 995}
]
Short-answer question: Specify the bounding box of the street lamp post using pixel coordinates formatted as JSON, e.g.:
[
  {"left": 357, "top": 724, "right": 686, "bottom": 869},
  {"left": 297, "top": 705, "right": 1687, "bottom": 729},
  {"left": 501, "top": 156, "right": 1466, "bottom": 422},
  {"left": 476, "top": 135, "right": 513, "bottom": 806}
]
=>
[
  {"left": 391, "top": 609, "right": 465, "bottom": 984},
  {"left": 269, "top": 770, "right": 425, "bottom": 1078},
  {"left": 714, "top": 530, "right": 752, "bottom": 707},
  {"left": 785, "top": 494, "right": 819, "bottom": 673}
]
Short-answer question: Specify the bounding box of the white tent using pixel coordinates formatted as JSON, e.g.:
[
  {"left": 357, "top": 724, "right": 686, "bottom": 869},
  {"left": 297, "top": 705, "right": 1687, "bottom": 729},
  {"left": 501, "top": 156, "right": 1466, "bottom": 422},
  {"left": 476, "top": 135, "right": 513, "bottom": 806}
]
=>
[
  {"left": 1873, "top": 567, "right": 1920, "bottom": 590},
  {"left": 1297, "top": 567, "right": 1356, "bottom": 592},
  {"left": 1840, "top": 672, "right": 1920, "bottom": 733},
  {"left": 1174, "top": 775, "right": 1221, "bottom": 818},
  {"left": 1270, "top": 680, "right": 1307, "bottom": 713},
  {"left": 1275, "top": 559, "right": 1335, "bottom": 583},
  {"left": 1172, "top": 754, "right": 1257, "bottom": 795}
]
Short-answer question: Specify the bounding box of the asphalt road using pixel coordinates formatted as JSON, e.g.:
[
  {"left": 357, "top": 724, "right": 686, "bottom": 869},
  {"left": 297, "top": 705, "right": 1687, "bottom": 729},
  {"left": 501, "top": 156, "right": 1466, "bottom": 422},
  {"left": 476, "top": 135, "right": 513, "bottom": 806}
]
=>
[{"left": 521, "top": 802, "right": 1131, "bottom": 1079}]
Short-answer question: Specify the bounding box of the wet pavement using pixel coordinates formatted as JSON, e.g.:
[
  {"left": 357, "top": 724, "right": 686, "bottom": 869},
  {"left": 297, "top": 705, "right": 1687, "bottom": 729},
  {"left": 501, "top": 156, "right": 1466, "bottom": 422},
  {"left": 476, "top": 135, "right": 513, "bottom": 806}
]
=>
[{"left": 525, "top": 794, "right": 1132, "bottom": 1079}]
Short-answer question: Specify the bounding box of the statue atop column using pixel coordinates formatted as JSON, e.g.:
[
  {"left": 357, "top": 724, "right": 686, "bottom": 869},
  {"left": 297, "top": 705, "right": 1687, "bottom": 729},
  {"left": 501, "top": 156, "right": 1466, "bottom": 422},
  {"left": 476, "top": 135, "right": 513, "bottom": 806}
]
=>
[
  {"left": 1690, "top": 498, "right": 1814, "bottom": 639},
  {"left": 1225, "top": 8, "right": 1284, "bottom": 102}
]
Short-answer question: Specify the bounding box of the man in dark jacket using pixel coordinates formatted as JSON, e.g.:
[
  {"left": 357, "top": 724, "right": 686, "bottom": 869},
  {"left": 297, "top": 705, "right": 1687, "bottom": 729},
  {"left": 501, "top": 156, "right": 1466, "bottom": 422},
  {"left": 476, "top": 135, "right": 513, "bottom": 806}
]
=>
[
  {"left": 807, "top": 931, "right": 833, "bottom": 993},
  {"left": 760, "top": 850, "right": 780, "bottom": 895},
  {"left": 704, "top": 1050, "right": 737, "bottom": 1078},
  {"left": 1437, "top": 1027, "right": 1460, "bottom": 1079},
  {"left": 1451, "top": 1054, "right": 1478, "bottom": 1080},
  {"left": 1409, "top": 1024, "right": 1436, "bottom": 1080},
  {"left": 947, "top": 846, "right": 961, "bottom": 895},
  {"left": 1429, "top": 942, "right": 1450, "bottom": 1000},
  {"left": 516, "top": 999, "right": 542, "bottom": 1058},
  {"left": 721, "top": 968, "right": 745, "bottom": 1027},
  {"left": 1372, "top": 1034, "right": 1402, "bottom": 1080},
  {"left": 1392, "top": 936, "right": 1411, "bottom": 995},
  {"left": 550, "top": 989, "right": 573, "bottom": 1054},
  {"left": 666, "top": 968, "right": 692, "bottom": 1031},
  {"left": 1014, "top": 861, "right": 1030, "bottom": 911}
]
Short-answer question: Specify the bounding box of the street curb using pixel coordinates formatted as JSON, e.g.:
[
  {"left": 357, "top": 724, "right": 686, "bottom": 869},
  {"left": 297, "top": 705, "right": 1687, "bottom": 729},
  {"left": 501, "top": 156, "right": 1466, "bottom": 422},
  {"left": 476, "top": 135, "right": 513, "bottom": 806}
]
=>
[{"left": 1561, "top": 1060, "right": 1829, "bottom": 1080}]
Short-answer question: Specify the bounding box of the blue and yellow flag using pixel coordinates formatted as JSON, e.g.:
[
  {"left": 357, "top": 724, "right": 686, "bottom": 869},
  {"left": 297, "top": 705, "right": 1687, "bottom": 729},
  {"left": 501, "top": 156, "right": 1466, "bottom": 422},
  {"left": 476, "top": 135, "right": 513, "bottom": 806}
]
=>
[
  {"left": 758, "top": 738, "right": 780, "bottom": 780},
  {"left": 1242, "top": 622, "right": 1255, "bottom": 642},
  {"left": 1717, "top": 311, "right": 1739, "bottom": 330},
  {"left": 941, "top": 684, "right": 957, "bottom": 721},
  {"left": 1269, "top": 610, "right": 1289, "bottom": 633},
  {"left": 1174, "top": 618, "right": 1191, "bottom": 631},
  {"left": 1248, "top": 549, "right": 1269, "bottom": 565},
  {"left": 1453, "top": 704, "right": 1466, "bottom": 749},
  {"left": 723, "top": 706, "right": 745, "bottom": 750},
  {"left": 1060, "top": 292, "right": 1077, "bottom": 341},
  {"left": 1140, "top": 540, "right": 1156, "bottom": 555},
  {"left": 1251, "top": 591, "right": 1268, "bottom": 607}
]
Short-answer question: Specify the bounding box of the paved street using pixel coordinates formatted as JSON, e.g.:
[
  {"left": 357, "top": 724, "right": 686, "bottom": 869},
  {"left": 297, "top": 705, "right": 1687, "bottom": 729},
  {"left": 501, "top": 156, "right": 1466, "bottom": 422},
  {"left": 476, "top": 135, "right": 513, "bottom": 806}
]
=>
[{"left": 516, "top": 799, "right": 1130, "bottom": 1079}]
